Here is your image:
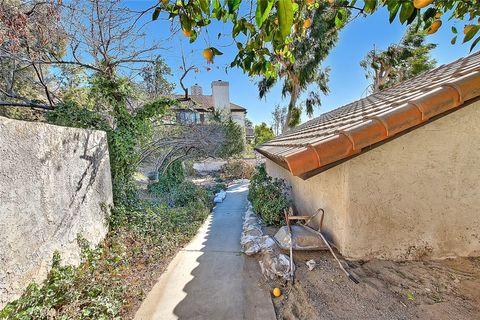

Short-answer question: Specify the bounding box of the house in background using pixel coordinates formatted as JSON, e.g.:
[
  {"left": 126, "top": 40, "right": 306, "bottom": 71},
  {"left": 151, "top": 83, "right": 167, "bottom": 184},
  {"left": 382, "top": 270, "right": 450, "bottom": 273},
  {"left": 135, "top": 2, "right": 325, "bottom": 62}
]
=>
[
  {"left": 256, "top": 52, "right": 480, "bottom": 261},
  {"left": 245, "top": 125, "right": 254, "bottom": 144},
  {"left": 173, "top": 81, "right": 247, "bottom": 131}
]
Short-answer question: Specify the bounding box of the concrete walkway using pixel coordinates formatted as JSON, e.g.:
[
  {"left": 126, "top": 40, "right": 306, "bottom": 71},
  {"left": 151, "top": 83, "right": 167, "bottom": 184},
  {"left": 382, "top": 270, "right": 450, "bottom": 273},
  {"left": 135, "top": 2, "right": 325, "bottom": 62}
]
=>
[{"left": 135, "top": 180, "right": 276, "bottom": 320}]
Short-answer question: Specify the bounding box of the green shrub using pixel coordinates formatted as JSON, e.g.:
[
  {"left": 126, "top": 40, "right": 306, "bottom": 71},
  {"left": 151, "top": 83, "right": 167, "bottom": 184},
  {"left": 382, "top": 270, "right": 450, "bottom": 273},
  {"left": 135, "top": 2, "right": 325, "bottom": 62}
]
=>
[
  {"left": 217, "top": 118, "right": 245, "bottom": 158},
  {"left": 109, "top": 200, "right": 211, "bottom": 255},
  {"left": 147, "top": 161, "right": 214, "bottom": 209},
  {"left": 207, "top": 182, "right": 227, "bottom": 195},
  {"left": 183, "top": 160, "right": 196, "bottom": 176},
  {"left": 148, "top": 160, "right": 185, "bottom": 194},
  {"left": 221, "top": 160, "right": 255, "bottom": 179},
  {"left": 169, "top": 181, "right": 212, "bottom": 208},
  {"left": 248, "top": 164, "right": 290, "bottom": 226},
  {"left": 0, "top": 240, "right": 125, "bottom": 320}
]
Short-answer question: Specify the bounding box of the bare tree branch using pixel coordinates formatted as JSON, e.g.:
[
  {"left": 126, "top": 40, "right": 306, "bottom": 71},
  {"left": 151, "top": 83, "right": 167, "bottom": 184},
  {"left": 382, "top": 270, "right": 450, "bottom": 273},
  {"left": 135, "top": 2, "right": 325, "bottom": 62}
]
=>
[{"left": 0, "top": 101, "right": 52, "bottom": 110}]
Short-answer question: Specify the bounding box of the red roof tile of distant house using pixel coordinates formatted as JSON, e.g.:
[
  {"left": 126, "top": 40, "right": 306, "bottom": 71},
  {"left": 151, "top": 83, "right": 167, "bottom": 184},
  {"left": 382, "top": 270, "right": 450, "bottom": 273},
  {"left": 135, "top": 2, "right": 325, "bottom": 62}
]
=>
[{"left": 256, "top": 51, "right": 480, "bottom": 179}]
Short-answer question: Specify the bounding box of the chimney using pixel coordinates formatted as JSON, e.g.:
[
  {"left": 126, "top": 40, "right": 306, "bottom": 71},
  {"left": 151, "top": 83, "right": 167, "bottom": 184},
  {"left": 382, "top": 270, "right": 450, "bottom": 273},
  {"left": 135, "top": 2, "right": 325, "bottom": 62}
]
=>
[
  {"left": 211, "top": 80, "right": 230, "bottom": 114},
  {"left": 190, "top": 84, "right": 203, "bottom": 95}
]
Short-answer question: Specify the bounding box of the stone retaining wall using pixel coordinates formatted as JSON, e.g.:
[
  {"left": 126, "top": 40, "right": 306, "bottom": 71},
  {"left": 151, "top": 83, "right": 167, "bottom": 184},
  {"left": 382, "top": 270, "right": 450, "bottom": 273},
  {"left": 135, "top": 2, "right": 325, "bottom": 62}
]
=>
[{"left": 0, "top": 117, "right": 113, "bottom": 307}]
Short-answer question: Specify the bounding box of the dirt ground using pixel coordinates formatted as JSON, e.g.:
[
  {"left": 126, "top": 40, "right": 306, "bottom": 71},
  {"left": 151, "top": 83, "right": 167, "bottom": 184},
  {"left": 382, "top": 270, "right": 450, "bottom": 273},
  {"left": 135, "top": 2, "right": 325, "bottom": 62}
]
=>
[
  {"left": 119, "top": 246, "right": 172, "bottom": 319},
  {"left": 264, "top": 249, "right": 480, "bottom": 320}
]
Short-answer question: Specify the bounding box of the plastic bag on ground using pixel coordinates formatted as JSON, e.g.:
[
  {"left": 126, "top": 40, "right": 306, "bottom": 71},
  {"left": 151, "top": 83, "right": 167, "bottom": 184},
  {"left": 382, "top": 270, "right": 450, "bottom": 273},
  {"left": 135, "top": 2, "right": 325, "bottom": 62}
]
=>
[
  {"left": 243, "top": 225, "right": 263, "bottom": 237},
  {"left": 213, "top": 189, "right": 227, "bottom": 203},
  {"left": 240, "top": 201, "right": 293, "bottom": 281},
  {"left": 259, "top": 252, "right": 292, "bottom": 281},
  {"left": 241, "top": 202, "right": 267, "bottom": 255},
  {"left": 259, "top": 235, "right": 276, "bottom": 252},
  {"left": 242, "top": 235, "right": 278, "bottom": 256},
  {"left": 241, "top": 225, "right": 265, "bottom": 255},
  {"left": 306, "top": 259, "right": 316, "bottom": 271}
]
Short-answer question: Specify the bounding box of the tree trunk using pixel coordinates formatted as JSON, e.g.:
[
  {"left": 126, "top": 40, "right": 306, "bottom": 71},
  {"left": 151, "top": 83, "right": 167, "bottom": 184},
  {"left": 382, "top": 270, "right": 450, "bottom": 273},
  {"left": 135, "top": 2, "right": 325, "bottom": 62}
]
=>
[{"left": 283, "top": 75, "right": 300, "bottom": 132}]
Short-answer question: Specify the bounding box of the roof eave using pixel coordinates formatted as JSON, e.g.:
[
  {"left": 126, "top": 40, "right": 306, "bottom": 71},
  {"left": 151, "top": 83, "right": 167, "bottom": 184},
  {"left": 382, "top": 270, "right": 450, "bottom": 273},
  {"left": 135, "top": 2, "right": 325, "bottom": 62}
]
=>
[{"left": 258, "top": 70, "right": 480, "bottom": 179}]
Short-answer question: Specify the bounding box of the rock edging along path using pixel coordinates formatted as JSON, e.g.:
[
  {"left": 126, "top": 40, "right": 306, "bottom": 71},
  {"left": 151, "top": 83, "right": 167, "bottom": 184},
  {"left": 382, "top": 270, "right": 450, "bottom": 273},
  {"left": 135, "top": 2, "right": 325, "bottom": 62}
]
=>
[{"left": 135, "top": 180, "right": 276, "bottom": 320}]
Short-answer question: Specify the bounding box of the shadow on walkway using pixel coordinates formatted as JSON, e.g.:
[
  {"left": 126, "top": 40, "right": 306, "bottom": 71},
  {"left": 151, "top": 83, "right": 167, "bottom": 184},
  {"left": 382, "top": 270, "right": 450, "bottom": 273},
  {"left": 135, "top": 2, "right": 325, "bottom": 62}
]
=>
[{"left": 135, "top": 181, "right": 275, "bottom": 320}]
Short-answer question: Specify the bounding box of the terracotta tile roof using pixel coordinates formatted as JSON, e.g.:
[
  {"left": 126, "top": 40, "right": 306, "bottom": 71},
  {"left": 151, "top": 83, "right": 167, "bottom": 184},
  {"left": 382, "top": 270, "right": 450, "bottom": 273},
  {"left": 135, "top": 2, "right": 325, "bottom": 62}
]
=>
[
  {"left": 174, "top": 95, "right": 247, "bottom": 112},
  {"left": 256, "top": 51, "right": 480, "bottom": 178}
]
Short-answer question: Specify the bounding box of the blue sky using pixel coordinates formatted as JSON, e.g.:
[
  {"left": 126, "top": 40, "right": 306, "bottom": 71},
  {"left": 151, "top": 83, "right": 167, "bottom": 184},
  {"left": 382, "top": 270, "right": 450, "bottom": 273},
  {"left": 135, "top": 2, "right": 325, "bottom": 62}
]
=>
[{"left": 129, "top": 2, "right": 476, "bottom": 127}]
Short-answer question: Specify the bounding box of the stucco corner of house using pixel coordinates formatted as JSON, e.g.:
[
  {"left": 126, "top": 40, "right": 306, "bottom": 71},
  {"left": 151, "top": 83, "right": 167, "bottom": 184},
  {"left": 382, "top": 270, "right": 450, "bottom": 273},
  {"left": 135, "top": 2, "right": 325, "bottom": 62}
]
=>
[{"left": 260, "top": 80, "right": 480, "bottom": 262}]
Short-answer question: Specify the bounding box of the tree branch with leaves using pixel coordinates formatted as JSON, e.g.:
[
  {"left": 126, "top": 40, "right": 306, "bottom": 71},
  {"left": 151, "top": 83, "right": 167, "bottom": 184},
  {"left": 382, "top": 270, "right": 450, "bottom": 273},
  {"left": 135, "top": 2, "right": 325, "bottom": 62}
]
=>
[
  {"left": 361, "top": 24, "right": 437, "bottom": 93},
  {"left": 150, "top": 0, "right": 479, "bottom": 127}
]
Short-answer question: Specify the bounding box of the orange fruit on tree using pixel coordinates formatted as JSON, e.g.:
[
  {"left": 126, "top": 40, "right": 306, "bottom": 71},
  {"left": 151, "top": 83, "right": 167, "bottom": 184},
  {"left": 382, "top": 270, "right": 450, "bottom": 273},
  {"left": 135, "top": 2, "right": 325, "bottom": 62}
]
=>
[
  {"left": 328, "top": 0, "right": 335, "bottom": 5},
  {"left": 303, "top": 18, "right": 312, "bottom": 29},
  {"left": 464, "top": 25, "right": 475, "bottom": 35},
  {"left": 413, "top": 0, "right": 434, "bottom": 9},
  {"left": 272, "top": 287, "right": 282, "bottom": 297},
  {"left": 426, "top": 20, "right": 442, "bottom": 35},
  {"left": 435, "top": 12, "right": 442, "bottom": 19},
  {"left": 202, "top": 48, "right": 214, "bottom": 63},
  {"left": 182, "top": 29, "right": 192, "bottom": 37},
  {"left": 307, "top": 0, "right": 315, "bottom": 6}
]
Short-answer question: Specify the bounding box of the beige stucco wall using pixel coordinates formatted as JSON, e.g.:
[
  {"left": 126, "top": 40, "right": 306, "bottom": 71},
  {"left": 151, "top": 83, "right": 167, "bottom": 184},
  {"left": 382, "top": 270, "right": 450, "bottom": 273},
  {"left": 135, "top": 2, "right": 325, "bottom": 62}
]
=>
[
  {"left": 231, "top": 111, "right": 246, "bottom": 129},
  {"left": 344, "top": 100, "right": 480, "bottom": 260},
  {"left": 265, "top": 159, "right": 350, "bottom": 250},
  {"left": 0, "top": 117, "right": 113, "bottom": 307},
  {"left": 266, "top": 99, "right": 480, "bottom": 261}
]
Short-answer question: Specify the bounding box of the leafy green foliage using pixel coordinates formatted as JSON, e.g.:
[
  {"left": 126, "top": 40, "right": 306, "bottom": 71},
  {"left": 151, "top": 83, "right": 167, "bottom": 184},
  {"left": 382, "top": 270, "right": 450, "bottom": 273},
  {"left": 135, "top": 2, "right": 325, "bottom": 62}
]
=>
[
  {"left": 257, "top": 3, "right": 340, "bottom": 128},
  {"left": 217, "top": 118, "right": 245, "bottom": 158},
  {"left": 360, "top": 24, "right": 437, "bottom": 92},
  {"left": 0, "top": 106, "right": 45, "bottom": 122},
  {"left": 253, "top": 122, "right": 275, "bottom": 146},
  {"left": 46, "top": 100, "right": 109, "bottom": 131},
  {"left": 2, "top": 179, "right": 215, "bottom": 319},
  {"left": 148, "top": 160, "right": 186, "bottom": 194},
  {"left": 150, "top": 179, "right": 213, "bottom": 208},
  {"left": 169, "top": 181, "right": 213, "bottom": 208},
  {"left": 344, "top": 0, "right": 480, "bottom": 51},
  {"left": 255, "top": 0, "right": 274, "bottom": 27},
  {"left": 248, "top": 164, "right": 290, "bottom": 226},
  {"left": 148, "top": 161, "right": 215, "bottom": 208},
  {"left": 157, "top": 0, "right": 337, "bottom": 85},
  {"left": 0, "top": 241, "right": 125, "bottom": 319},
  {"left": 109, "top": 196, "right": 212, "bottom": 247},
  {"left": 153, "top": 1, "right": 479, "bottom": 127},
  {"left": 140, "top": 56, "right": 176, "bottom": 100},
  {"left": 47, "top": 76, "right": 173, "bottom": 206},
  {"left": 277, "top": 0, "right": 294, "bottom": 40}
]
